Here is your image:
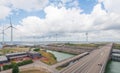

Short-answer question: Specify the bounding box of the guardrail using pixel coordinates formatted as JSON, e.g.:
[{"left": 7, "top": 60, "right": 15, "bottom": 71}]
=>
[
  {"left": 99, "top": 44, "right": 113, "bottom": 73},
  {"left": 52, "top": 52, "right": 89, "bottom": 68},
  {"left": 99, "top": 56, "right": 108, "bottom": 73}
]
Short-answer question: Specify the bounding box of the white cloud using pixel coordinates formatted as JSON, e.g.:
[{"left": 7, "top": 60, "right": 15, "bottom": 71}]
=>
[
  {"left": 0, "top": 0, "right": 120, "bottom": 41},
  {"left": 10, "top": 0, "right": 49, "bottom": 11},
  {"left": 98, "top": 0, "right": 104, "bottom": 3},
  {"left": 0, "top": 0, "right": 10, "bottom": 6},
  {"left": 61, "top": 0, "right": 73, "bottom": 4},
  {"left": 0, "top": 5, "right": 11, "bottom": 19},
  {"left": 103, "top": 0, "right": 120, "bottom": 14},
  {"left": 0, "top": 0, "right": 49, "bottom": 19},
  {"left": 12, "top": 3, "right": 120, "bottom": 41}
]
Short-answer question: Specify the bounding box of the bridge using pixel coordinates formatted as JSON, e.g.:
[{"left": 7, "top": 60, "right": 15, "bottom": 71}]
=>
[
  {"left": 52, "top": 52, "right": 89, "bottom": 68},
  {"left": 58, "top": 43, "right": 113, "bottom": 73}
]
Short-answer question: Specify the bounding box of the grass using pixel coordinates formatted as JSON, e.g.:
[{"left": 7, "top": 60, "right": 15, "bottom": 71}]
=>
[
  {"left": 20, "top": 69, "right": 49, "bottom": 73},
  {"left": 56, "top": 66, "right": 66, "bottom": 70},
  {"left": 113, "top": 43, "right": 120, "bottom": 49},
  {"left": 39, "top": 50, "right": 57, "bottom": 65},
  {"left": 56, "top": 66, "right": 63, "bottom": 70},
  {"left": 64, "top": 43, "right": 98, "bottom": 47},
  {"left": 0, "top": 47, "right": 30, "bottom": 55}
]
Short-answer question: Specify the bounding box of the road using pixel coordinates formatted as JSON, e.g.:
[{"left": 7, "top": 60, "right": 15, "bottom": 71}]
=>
[
  {"left": 60, "top": 43, "right": 112, "bottom": 73},
  {"left": 51, "top": 52, "right": 89, "bottom": 68}
]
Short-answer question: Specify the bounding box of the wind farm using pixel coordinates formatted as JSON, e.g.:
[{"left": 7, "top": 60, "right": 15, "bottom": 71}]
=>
[
  {"left": 0, "top": 0, "right": 120, "bottom": 73},
  {"left": 0, "top": 17, "right": 119, "bottom": 73}
]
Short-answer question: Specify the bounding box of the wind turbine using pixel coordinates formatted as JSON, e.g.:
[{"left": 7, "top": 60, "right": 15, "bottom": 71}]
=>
[
  {"left": 2, "top": 24, "right": 5, "bottom": 44},
  {"left": 86, "top": 32, "right": 88, "bottom": 43},
  {"left": 6, "top": 17, "right": 16, "bottom": 44},
  {"left": 56, "top": 33, "right": 58, "bottom": 42},
  {"left": 0, "top": 23, "right": 6, "bottom": 45}
]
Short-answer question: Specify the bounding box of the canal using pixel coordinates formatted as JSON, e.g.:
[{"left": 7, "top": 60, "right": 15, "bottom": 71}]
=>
[
  {"left": 46, "top": 50, "right": 75, "bottom": 61},
  {"left": 105, "top": 60, "right": 120, "bottom": 73}
]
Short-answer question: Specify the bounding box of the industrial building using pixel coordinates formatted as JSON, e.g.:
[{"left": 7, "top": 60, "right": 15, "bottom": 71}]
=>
[{"left": 0, "top": 51, "right": 41, "bottom": 65}]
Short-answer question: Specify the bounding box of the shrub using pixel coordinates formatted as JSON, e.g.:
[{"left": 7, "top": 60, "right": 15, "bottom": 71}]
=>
[
  {"left": 17, "top": 59, "right": 33, "bottom": 66},
  {"left": 3, "top": 60, "right": 33, "bottom": 70},
  {"left": 33, "top": 48, "right": 40, "bottom": 52},
  {"left": 3, "top": 64, "right": 13, "bottom": 70}
]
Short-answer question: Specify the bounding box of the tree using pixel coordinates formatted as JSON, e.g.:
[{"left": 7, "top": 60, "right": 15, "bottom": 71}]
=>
[{"left": 12, "top": 63, "right": 19, "bottom": 73}]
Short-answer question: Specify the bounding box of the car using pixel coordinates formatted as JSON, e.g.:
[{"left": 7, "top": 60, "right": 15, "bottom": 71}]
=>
[{"left": 98, "top": 63, "right": 102, "bottom": 66}]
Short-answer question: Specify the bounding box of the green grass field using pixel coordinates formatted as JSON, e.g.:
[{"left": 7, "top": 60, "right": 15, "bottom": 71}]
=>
[{"left": 20, "top": 69, "right": 49, "bottom": 73}]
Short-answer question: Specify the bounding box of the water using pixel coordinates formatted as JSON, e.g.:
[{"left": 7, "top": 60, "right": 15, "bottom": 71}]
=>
[
  {"left": 46, "top": 50, "right": 75, "bottom": 61},
  {"left": 105, "top": 60, "right": 120, "bottom": 73}
]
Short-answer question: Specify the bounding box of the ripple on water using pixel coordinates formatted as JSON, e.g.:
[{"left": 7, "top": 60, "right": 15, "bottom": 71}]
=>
[
  {"left": 46, "top": 50, "right": 75, "bottom": 61},
  {"left": 105, "top": 61, "right": 120, "bottom": 73}
]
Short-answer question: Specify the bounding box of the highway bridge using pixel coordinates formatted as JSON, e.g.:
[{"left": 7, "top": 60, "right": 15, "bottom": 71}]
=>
[{"left": 59, "top": 43, "right": 113, "bottom": 73}]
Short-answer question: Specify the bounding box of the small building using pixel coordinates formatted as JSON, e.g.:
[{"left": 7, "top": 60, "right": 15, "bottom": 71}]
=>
[
  {"left": 0, "top": 56, "right": 8, "bottom": 64},
  {"left": 28, "top": 51, "right": 41, "bottom": 59}
]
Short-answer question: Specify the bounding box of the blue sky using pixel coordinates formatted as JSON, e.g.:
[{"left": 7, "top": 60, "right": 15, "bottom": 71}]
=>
[{"left": 0, "top": 0, "right": 120, "bottom": 42}]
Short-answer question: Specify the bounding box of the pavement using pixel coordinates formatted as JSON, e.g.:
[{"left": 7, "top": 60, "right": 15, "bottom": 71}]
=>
[
  {"left": 60, "top": 43, "right": 113, "bottom": 73},
  {"left": 0, "top": 60, "right": 58, "bottom": 73}
]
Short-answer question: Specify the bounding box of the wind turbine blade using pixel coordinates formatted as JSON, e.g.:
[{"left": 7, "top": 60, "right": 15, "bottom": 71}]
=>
[
  {"left": 10, "top": 16, "right": 12, "bottom": 26},
  {"left": 4, "top": 26, "right": 11, "bottom": 30},
  {"left": 12, "top": 26, "right": 18, "bottom": 30}
]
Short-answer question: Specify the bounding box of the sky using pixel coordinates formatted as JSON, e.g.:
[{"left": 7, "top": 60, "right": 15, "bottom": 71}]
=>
[{"left": 0, "top": 0, "right": 120, "bottom": 42}]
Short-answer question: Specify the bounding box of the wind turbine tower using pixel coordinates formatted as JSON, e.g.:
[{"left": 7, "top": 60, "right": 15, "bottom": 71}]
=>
[
  {"left": 0, "top": 23, "right": 5, "bottom": 45},
  {"left": 6, "top": 17, "right": 16, "bottom": 44},
  {"left": 86, "top": 32, "right": 88, "bottom": 42},
  {"left": 56, "top": 33, "right": 58, "bottom": 42},
  {"left": 10, "top": 17, "right": 13, "bottom": 43},
  {"left": 2, "top": 24, "right": 5, "bottom": 44}
]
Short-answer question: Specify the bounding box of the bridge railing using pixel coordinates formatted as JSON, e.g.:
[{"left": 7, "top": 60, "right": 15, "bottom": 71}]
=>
[
  {"left": 99, "top": 43, "right": 113, "bottom": 73},
  {"left": 99, "top": 57, "right": 108, "bottom": 73}
]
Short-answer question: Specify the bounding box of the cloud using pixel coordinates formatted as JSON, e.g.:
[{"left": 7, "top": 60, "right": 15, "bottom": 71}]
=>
[
  {"left": 0, "top": 0, "right": 49, "bottom": 19},
  {"left": 50, "top": 0, "right": 79, "bottom": 8},
  {"left": 10, "top": 0, "right": 49, "bottom": 11},
  {"left": 15, "top": 6, "right": 84, "bottom": 37},
  {"left": 103, "top": 0, "right": 120, "bottom": 14},
  {"left": 0, "top": 0, "right": 120, "bottom": 41},
  {"left": 98, "top": 0, "right": 104, "bottom": 3},
  {"left": 0, "top": 5, "right": 11, "bottom": 19},
  {"left": 12, "top": 3, "right": 120, "bottom": 41},
  {"left": 61, "top": 0, "right": 73, "bottom": 3},
  {"left": 12, "top": 5, "right": 97, "bottom": 38}
]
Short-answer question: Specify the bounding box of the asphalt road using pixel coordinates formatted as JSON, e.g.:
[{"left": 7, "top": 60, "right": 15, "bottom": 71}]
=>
[{"left": 60, "top": 43, "right": 112, "bottom": 73}]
